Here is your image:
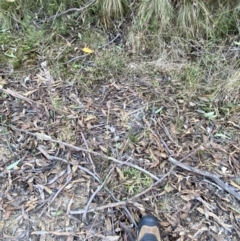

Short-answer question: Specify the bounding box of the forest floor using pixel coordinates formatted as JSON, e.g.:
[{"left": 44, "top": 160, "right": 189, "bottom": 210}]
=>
[{"left": 0, "top": 27, "right": 240, "bottom": 241}]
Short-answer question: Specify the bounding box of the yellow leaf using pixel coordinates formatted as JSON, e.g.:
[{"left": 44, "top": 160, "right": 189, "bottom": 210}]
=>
[{"left": 82, "top": 47, "right": 94, "bottom": 53}]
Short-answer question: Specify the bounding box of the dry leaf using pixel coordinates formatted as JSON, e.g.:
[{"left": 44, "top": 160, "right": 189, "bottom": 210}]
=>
[
  {"left": 104, "top": 236, "right": 119, "bottom": 241},
  {"left": 99, "top": 145, "right": 108, "bottom": 153},
  {"left": 132, "top": 202, "right": 145, "bottom": 211},
  {"left": 78, "top": 119, "right": 84, "bottom": 127},
  {"left": 180, "top": 202, "right": 191, "bottom": 219},
  {"left": 105, "top": 217, "right": 112, "bottom": 231},
  {"left": 160, "top": 221, "right": 171, "bottom": 227},
  {"left": 115, "top": 167, "right": 125, "bottom": 182},
  {"left": 0, "top": 76, "right": 6, "bottom": 89},
  {"left": 149, "top": 149, "right": 159, "bottom": 168},
  {"left": 197, "top": 207, "right": 232, "bottom": 229},
  {"left": 230, "top": 180, "right": 240, "bottom": 190},
  {"left": 35, "top": 133, "right": 52, "bottom": 140},
  {"left": 84, "top": 115, "right": 97, "bottom": 122}
]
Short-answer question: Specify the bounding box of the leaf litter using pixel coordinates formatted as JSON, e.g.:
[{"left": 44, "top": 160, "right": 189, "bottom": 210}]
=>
[{"left": 0, "top": 46, "right": 240, "bottom": 241}]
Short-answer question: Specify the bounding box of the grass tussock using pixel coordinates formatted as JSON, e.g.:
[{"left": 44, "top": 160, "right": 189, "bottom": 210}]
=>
[
  {"left": 97, "top": 0, "right": 127, "bottom": 26},
  {"left": 136, "top": 0, "right": 173, "bottom": 31},
  {"left": 214, "top": 69, "right": 240, "bottom": 104},
  {"left": 176, "top": 0, "right": 213, "bottom": 38},
  {"left": 1, "top": 0, "right": 239, "bottom": 42}
]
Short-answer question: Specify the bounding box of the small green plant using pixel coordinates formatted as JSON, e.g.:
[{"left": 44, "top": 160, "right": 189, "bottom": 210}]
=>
[
  {"left": 197, "top": 109, "right": 218, "bottom": 120},
  {"left": 213, "top": 69, "right": 240, "bottom": 104},
  {"left": 122, "top": 167, "right": 152, "bottom": 195},
  {"left": 128, "top": 132, "right": 139, "bottom": 143},
  {"left": 180, "top": 64, "right": 202, "bottom": 97},
  {"left": 219, "top": 103, "right": 234, "bottom": 116},
  {"left": 51, "top": 96, "right": 63, "bottom": 111}
]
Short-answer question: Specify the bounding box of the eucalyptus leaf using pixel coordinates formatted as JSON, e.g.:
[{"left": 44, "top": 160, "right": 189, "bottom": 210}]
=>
[
  {"left": 215, "top": 133, "right": 231, "bottom": 139},
  {"left": 155, "top": 107, "right": 163, "bottom": 114},
  {"left": 6, "top": 159, "right": 21, "bottom": 170},
  {"left": 203, "top": 111, "right": 217, "bottom": 119},
  {"left": 35, "top": 133, "right": 52, "bottom": 140}
]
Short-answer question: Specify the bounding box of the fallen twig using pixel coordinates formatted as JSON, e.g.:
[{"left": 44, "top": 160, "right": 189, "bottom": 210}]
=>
[
  {"left": 1, "top": 88, "right": 40, "bottom": 106},
  {"left": 70, "top": 200, "right": 141, "bottom": 215},
  {"left": 11, "top": 125, "right": 213, "bottom": 222},
  {"left": 9, "top": 126, "right": 161, "bottom": 181},
  {"left": 169, "top": 157, "right": 240, "bottom": 202},
  {"left": 158, "top": 118, "right": 179, "bottom": 147},
  {"left": 70, "top": 152, "right": 190, "bottom": 215},
  {"left": 98, "top": 33, "right": 121, "bottom": 49},
  {"left": 37, "top": 145, "right": 136, "bottom": 226},
  {"left": 82, "top": 167, "right": 114, "bottom": 222},
  {"left": 169, "top": 156, "right": 221, "bottom": 178},
  {"left": 37, "top": 145, "right": 100, "bottom": 182},
  {"left": 45, "top": 0, "right": 97, "bottom": 21},
  {"left": 81, "top": 132, "right": 99, "bottom": 179},
  {"left": 31, "top": 231, "right": 84, "bottom": 236},
  {"left": 48, "top": 173, "right": 72, "bottom": 207}
]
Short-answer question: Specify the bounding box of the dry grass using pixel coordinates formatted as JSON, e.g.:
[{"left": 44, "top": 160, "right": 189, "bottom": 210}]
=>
[
  {"left": 136, "top": 0, "right": 173, "bottom": 31},
  {"left": 97, "top": 0, "right": 126, "bottom": 26},
  {"left": 214, "top": 69, "right": 240, "bottom": 104},
  {"left": 1, "top": 0, "right": 239, "bottom": 41},
  {"left": 176, "top": 0, "right": 213, "bottom": 38}
]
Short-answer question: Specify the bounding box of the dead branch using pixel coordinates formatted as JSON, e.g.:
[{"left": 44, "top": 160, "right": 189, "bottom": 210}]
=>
[
  {"left": 69, "top": 152, "right": 189, "bottom": 215},
  {"left": 169, "top": 157, "right": 240, "bottom": 202},
  {"left": 82, "top": 167, "right": 114, "bottom": 222},
  {"left": 46, "top": 0, "right": 97, "bottom": 21},
  {"left": 81, "top": 132, "right": 99, "bottom": 179},
  {"left": 70, "top": 200, "right": 141, "bottom": 215},
  {"left": 37, "top": 145, "right": 137, "bottom": 226},
  {"left": 1, "top": 88, "right": 39, "bottom": 106},
  {"left": 9, "top": 126, "right": 161, "bottom": 181},
  {"left": 37, "top": 145, "right": 100, "bottom": 182}
]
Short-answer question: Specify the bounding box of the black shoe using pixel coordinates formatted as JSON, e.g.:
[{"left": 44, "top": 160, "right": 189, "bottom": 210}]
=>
[{"left": 137, "top": 215, "right": 162, "bottom": 241}]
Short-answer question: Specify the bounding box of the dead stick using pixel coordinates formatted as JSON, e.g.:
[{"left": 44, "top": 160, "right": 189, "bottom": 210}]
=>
[
  {"left": 37, "top": 145, "right": 136, "bottom": 226},
  {"left": 70, "top": 200, "right": 140, "bottom": 215},
  {"left": 82, "top": 167, "right": 114, "bottom": 222},
  {"left": 37, "top": 146, "right": 101, "bottom": 182},
  {"left": 70, "top": 154, "right": 189, "bottom": 215},
  {"left": 169, "top": 157, "right": 221, "bottom": 178},
  {"left": 46, "top": 0, "right": 96, "bottom": 21},
  {"left": 48, "top": 174, "right": 72, "bottom": 206},
  {"left": 169, "top": 157, "right": 240, "bottom": 202},
  {"left": 9, "top": 126, "right": 160, "bottom": 181},
  {"left": 1, "top": 88, "right": 40, "bottom": 106},
  {"left": 81, "top": 132, "right": 99, "bottom": 179}
]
